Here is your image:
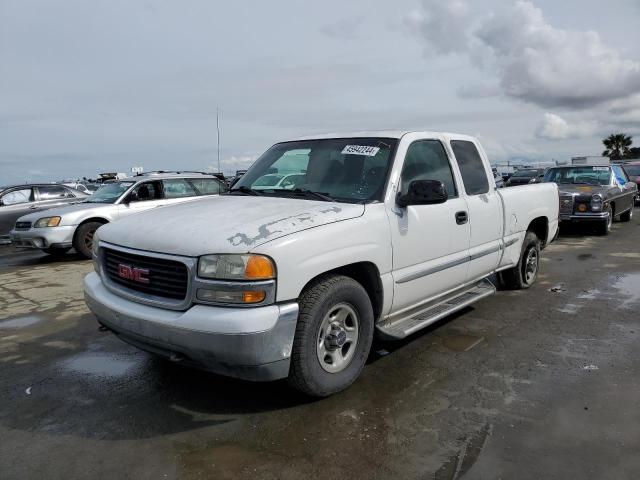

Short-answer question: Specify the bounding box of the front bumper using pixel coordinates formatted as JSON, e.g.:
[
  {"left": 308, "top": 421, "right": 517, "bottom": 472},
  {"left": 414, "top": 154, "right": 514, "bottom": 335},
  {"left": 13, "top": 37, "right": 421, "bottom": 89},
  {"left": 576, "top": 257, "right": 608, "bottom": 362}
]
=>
[
  {"left": 560, "top": 212, "right": 609, "bottom": 222},
  {"left": 10, "top": 226, "right": 76, "bottom": 249},
  {"left": 83, "top": 272, "right": 299, "bottom": 381}
]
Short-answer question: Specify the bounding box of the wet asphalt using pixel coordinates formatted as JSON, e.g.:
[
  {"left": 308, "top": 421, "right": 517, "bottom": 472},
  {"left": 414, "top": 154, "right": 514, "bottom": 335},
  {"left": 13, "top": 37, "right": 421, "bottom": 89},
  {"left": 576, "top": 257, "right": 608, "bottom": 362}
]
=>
[{"left": 1, "top": 214, "right": 639, "bottom": 479}]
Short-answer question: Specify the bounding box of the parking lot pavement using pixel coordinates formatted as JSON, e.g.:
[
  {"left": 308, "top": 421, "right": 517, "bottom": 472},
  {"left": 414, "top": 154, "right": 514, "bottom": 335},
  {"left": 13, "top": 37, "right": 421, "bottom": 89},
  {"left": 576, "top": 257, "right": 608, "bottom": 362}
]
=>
[{"left": 1, "top": 216, "right": 639, "bottom": 480}]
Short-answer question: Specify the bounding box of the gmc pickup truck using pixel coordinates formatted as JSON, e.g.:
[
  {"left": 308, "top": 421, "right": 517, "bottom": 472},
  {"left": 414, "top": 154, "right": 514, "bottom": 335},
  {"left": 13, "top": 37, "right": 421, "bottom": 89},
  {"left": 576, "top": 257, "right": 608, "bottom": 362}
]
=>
[{"left": 84, "top": 131, "right": 559, "bottom": 396}]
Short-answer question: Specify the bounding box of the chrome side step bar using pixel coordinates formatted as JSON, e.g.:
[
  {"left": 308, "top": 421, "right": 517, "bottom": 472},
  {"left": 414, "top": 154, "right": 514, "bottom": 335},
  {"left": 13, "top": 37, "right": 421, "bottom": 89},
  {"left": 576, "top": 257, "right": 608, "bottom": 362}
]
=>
[{"left": 376, "top": 278, "right": 496, "bottom": 340}]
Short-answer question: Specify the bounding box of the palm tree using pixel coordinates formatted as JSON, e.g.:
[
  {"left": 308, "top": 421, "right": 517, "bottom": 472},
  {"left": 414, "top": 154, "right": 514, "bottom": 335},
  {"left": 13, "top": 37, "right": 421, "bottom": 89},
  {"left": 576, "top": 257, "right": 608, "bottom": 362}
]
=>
[{"left": 602, "top": 133, "right": 633, "bottom": 160}]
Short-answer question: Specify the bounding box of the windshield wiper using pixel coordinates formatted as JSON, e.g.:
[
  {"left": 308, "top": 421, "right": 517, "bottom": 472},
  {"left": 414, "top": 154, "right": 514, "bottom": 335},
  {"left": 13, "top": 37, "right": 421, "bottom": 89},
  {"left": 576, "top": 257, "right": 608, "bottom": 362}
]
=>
[
  {"left": 265, "top": 188, "right": 336, "bottom": 202},
  {"left": 228, "top": 186, "right": 262, "bottom": 196}
]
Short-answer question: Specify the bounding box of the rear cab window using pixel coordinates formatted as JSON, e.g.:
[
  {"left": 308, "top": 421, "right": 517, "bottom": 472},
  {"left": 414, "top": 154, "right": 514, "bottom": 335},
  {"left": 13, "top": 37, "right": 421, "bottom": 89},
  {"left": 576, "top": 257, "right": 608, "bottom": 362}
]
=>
[{"left": 450, "top": 140, "right": 490, "bottom": 195}]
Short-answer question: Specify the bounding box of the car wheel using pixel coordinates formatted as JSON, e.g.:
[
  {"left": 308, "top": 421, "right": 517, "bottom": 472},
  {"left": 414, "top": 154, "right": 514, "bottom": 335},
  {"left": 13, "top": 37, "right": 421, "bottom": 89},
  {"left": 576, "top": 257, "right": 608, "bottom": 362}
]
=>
[
  {"left": 42, "top": 247, "right": 71, "bottom": 257},
  {"left": 597, "top": 205, "right": 613, "bottom": 235},
  {"left": 619, "top": 207, "right": 633, "bottom": 222},
  {"left": 287, "top": 274, "right": 374, "bottom": 397},
  {"left": 73, "top": 221, "right": 104, "bottom": 258},
  {"left": 499, "top": 231, "right": 540, "bottom": 290}
]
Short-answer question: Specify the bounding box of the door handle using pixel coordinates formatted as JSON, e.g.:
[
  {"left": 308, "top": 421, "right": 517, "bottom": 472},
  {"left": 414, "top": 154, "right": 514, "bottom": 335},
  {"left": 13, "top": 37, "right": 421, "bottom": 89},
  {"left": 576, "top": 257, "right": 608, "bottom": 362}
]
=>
[
  {"left": 455, "top": 211, "right": 468, "bottom": 225},
  {"left": 28, "top": 205, "right": 38, "bottom": 210}
]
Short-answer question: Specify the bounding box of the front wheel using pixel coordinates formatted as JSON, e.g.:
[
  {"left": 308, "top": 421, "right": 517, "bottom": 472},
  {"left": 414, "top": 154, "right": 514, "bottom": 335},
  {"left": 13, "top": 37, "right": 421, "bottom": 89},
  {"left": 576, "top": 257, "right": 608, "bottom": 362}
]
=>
[
  {"left": 597, "top": 205, "right": 613, "bottom": 235},
  {"left": 73, "top": 221, "right": 104, "bottom": 259},
  {"left": 619, "top": 207, "right": 633, "bottom": 222},
  {"left": 499, "top": 231, "right": 541, "bottom": 290},
  {"left": 287, "top": 274, "right": 374, "bottom": 397}
]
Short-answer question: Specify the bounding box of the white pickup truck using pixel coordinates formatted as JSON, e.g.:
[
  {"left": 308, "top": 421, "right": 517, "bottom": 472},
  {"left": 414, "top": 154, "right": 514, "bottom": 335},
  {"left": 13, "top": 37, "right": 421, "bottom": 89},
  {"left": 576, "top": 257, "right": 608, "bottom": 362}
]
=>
[{"left": 84, "top": 131, "right": 559, "bottom": 396}]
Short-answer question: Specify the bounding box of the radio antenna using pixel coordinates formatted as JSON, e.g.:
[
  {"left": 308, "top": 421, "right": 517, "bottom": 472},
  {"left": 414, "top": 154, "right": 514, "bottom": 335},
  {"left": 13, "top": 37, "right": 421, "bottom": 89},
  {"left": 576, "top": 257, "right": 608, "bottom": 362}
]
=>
[{"left": 216, "top": 106, "right": 221, "bottom": 173}]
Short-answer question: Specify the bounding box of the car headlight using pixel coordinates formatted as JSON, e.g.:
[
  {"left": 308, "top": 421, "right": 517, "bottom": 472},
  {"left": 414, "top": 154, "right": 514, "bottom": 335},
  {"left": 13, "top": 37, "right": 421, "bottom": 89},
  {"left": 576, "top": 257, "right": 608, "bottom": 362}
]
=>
[
  {"left": 591, "top": 194, "right": 603, "bottom": 212},
  {"left": 198, "top": 254, "right": 275, "bottom": 280},
  {"left": 34, "top": 216, "right": 61, "bottom": 228}
]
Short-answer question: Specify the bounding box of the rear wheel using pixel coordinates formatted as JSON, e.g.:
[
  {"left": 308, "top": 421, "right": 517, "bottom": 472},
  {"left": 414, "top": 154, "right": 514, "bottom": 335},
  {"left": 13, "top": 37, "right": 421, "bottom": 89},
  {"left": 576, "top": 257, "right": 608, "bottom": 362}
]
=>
[
  {"left": 287, "top": 274, "right": 374, "bottom": 397},
  {"left": 73, "top": 221, "right": 104, "bottom": 258},
  {"left": 499, "top": 231, "right": 540, "bottom": 290},
  {"left": 619, "top": 207, "right": 633, "bottom": 222}
]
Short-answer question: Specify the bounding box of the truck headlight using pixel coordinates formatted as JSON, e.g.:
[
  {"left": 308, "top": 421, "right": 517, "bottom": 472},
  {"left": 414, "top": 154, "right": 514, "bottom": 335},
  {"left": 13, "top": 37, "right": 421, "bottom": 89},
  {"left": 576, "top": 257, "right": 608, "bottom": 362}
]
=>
[
  {"left": 198, "top": 254, "right": 275, "bottom": 280},
  {"left": 196, "top": 254, "right": 276, "bottom": 305},
  {"left": 34, "top": 216, "right": 61, "bottom": 228},
  {"left": 591, "top": 194, "right": 603, "bottom": 212}
]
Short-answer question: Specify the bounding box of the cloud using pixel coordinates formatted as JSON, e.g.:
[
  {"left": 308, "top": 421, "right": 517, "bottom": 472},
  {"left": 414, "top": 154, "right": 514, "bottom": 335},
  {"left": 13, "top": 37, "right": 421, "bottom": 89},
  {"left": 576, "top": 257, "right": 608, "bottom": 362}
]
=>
[
  {"left": 319, "top": 15, "right": 366, "bottom": 39},
  {"left": 406, "top": 0, "right": 640, "bottom": 109},
  {"left": 207, "top": 155, "right": 258, "bottom": 175},
  {"left": 535, "top": 113, "right": 598, "bottom": 140},
  {"left": 403, "top": 0, "right": 470, "bottom": 55}
]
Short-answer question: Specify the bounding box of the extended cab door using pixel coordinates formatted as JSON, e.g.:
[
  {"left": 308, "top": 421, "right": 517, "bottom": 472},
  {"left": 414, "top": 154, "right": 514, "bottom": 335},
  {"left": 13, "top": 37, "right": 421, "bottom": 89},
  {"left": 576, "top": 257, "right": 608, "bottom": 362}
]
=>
[
  {"left": 388, "top": 137, "right": 470, "bottom": 313},
  {"left": 448, "top": 137, "right": 503, "bottom": 282}
]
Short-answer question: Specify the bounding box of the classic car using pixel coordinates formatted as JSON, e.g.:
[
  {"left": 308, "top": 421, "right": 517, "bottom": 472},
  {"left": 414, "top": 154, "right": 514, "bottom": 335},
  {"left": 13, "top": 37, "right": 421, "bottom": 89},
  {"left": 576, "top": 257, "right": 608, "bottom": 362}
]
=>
[
  {"left": 543, "top": 164, "right": 637, "bottom": 234},
  {"left": 621, "top": 161, "right": 640, "bottom": 204}
]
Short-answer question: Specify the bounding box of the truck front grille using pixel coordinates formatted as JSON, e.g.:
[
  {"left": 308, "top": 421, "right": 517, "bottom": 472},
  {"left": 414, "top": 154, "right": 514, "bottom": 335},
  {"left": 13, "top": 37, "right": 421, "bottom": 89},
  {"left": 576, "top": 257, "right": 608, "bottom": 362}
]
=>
[
  {"left": 559, "top": 195, "right": 573, "bottom": 215},
  {"left": 103, "top": 248, "right": 189, "bottom": 301}
]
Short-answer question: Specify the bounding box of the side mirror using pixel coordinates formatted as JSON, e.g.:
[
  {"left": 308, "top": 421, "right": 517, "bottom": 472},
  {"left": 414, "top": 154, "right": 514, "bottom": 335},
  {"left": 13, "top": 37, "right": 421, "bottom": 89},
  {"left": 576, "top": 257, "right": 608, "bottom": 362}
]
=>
[{"left": 396, "top": 180, "right": 448, "bottom": 207}]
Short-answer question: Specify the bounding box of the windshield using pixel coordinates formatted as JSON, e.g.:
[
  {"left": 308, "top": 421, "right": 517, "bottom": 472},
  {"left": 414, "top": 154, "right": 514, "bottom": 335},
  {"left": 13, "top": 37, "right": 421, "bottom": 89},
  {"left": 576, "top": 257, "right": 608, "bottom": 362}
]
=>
[
  {"left": 85, "top": 181, "right": 135, "bottom": 203},
  {"left": 232, "top": 138, "right": 398, "bottom": 203},
  {"left": 514, "top": 169, "right": 542, "bottom": 178},
  {"left": 543, "top": 167, "right": 610, "bottom": 185},
  {"left": 624, "top": 165, "right": 640, "bottom": 177}
]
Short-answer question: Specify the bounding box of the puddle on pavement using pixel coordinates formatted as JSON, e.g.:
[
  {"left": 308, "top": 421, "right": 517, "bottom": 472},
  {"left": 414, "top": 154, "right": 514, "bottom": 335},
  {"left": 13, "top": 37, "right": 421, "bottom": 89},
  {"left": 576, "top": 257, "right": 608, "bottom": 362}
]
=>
[
  {"left": 0, "top": 315, "right": 42, "bottom": 329},
  {"left": 443, "top": 333, "right": 485, "bottom": 352},
  {"left": 61, "top": 353, "right": 139, "bottom": 377},
  {"left": 612, "top": 273, "right": 640, "bottom": 307}
]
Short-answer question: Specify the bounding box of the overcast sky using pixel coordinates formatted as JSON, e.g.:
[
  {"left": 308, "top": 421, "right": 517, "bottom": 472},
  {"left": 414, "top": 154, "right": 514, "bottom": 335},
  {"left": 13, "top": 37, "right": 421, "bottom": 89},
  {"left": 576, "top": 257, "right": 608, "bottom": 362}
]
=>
[{"left": 1, "top": 0, "right": 640, "bottom": 184}]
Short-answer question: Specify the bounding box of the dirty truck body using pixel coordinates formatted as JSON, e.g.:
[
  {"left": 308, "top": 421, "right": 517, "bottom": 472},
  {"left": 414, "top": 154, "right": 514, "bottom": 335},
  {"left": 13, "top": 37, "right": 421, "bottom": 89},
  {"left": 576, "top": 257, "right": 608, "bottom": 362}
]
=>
[{"left": 84, "top": 131, "right": 559, "bottom": 396}]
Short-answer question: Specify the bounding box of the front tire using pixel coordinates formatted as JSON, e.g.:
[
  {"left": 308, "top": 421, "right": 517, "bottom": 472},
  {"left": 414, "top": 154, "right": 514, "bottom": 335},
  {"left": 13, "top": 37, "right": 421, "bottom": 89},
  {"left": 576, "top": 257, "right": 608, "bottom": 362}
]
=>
[
  {"left": 287, "top": 274, "right": 374, "bottom": 397},
  {"left": 619, "top": 207, "right": 633, "bottom": 222},
  {"left": 499, "top": 231, "right": 541, "bottom": 290},
  {"left": 73, "top": 221, "right": 104, "bottom": 258},
  {"left": 597, "top": 205, "right": 613, "bottom": 235}
]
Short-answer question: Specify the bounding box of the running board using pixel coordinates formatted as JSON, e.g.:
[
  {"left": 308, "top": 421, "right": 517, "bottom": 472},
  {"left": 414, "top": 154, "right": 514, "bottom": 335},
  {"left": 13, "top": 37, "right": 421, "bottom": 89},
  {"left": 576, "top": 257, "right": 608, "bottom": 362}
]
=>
[{"left": 376, "top": 279, "right": 496, "bottom": 340}]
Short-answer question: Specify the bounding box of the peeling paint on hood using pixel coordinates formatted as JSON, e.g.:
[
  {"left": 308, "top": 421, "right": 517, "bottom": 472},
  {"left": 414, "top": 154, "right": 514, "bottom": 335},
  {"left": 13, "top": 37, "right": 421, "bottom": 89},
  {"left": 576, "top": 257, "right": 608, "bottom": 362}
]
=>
[{"left": 98, "top": 196, "right": 364, "bottom": 257}]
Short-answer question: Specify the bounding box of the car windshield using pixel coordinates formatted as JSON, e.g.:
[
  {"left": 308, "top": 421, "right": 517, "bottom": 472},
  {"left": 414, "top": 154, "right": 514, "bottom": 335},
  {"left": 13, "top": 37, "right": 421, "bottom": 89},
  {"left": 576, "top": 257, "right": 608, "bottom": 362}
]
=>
[
  {"left": 624, "top": 165, "right": 640, "bottom": 177},
  {"left": 514, "top": 169, "right": 541, "bottom": 178},
  {"left": 231, "top": 137, "right": 398, "bottom": 203},
  {"left": 543, "top": 167, "right": 610, "bottom": 185},
  {"left": 85, "top": 181, "right": 135, "bottom": 203}
]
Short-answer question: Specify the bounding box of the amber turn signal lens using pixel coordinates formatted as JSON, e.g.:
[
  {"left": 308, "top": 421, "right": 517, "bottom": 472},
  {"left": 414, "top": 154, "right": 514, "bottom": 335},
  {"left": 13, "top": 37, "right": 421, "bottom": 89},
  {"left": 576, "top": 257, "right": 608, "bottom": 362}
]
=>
[
  {"left": 242, "top": 290, "right": 266, "bottom": 303},
  {"left": 577, "top": 203, "right": 588, "bottom": 212},
  {"left": 245, "top": 255, "right": 275, "bottom": 279}
]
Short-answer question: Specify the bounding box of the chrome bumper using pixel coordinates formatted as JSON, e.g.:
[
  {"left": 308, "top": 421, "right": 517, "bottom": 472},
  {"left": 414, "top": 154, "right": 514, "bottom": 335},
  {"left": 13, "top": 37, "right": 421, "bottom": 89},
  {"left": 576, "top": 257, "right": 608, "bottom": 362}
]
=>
[
  {"left": 83, "top": 272, "right": 299, "bottom": 381},
  {"left": 559, "top": 212, "right": 608, "bottom": 222},
  {"left": 10, "top": 226, "right": 76, "bottom": 249}
]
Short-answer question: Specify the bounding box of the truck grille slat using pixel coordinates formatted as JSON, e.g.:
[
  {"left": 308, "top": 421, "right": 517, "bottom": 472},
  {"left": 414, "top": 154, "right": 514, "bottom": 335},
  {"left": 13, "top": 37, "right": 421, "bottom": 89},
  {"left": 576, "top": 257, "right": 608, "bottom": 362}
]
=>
[{"left": 103, "top": 248, "right": 189, "bottom": 301}]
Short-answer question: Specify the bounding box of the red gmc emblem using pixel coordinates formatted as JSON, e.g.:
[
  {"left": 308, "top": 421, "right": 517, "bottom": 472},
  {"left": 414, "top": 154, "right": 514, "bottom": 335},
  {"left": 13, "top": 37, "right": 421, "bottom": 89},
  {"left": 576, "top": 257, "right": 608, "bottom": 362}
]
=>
[{"left": 118, "top": 264, "right": 150, "bottom": 284}]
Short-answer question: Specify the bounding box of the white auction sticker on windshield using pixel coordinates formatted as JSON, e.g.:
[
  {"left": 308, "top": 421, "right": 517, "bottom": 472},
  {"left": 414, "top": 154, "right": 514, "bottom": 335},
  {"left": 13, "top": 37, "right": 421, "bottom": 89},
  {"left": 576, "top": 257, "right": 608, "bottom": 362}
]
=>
[
  {"left": 592, "top": 167, "right": 609, "bottom": 171},
  {"left": 341, "top": 145, "right": 380, "bottom": 156}
]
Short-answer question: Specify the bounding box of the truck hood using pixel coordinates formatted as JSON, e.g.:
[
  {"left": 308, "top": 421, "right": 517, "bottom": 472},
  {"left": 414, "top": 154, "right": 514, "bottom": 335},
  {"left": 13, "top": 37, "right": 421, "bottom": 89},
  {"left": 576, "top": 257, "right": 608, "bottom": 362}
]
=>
[
  {"left": 98, "top": 195, "right": 365, "bottom": 257},
  {"left": 17, "top": 201, "right": 108, "bottom": 224},
  {"left": 557, "top": 184, "right": 606, "bottom": 196}
]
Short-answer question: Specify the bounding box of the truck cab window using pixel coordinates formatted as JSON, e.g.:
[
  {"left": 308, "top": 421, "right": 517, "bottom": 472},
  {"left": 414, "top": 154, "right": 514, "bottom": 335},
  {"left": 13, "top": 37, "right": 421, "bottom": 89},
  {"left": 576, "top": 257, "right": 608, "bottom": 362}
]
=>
[
  {"left": 400, "top": 140, "right": 457, "bottom": 198},
  {"left": 451, "top": 140, "right": 489, "bottom": 195}
]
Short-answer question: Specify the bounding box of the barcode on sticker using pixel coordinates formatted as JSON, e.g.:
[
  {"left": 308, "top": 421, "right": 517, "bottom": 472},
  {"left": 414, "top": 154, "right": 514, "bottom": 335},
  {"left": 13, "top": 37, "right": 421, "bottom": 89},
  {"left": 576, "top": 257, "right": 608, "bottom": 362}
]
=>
[{"left": 341, "top": 145, "right": 380, "bottom": 156}]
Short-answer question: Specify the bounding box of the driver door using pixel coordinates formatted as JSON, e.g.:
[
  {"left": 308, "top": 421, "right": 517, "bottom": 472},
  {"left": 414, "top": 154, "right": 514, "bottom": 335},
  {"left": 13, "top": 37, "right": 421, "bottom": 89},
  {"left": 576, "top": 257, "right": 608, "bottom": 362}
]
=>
[{"left": 388, "top": 139, "right": 470, "bottom": 314}]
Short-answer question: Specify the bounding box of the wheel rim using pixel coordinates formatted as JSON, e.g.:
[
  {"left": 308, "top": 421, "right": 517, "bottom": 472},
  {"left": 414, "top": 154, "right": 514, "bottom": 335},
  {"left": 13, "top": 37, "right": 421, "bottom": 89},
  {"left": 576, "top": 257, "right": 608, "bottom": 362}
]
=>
[
  {"left": 84, "top": 229, "right": 96, "bottom": 250},
  {"left": 524, "top": 247, "right": 538, "bottom": 285},
  {"left": 316, "top": 302, "right": 359, "bottom": 373}
]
